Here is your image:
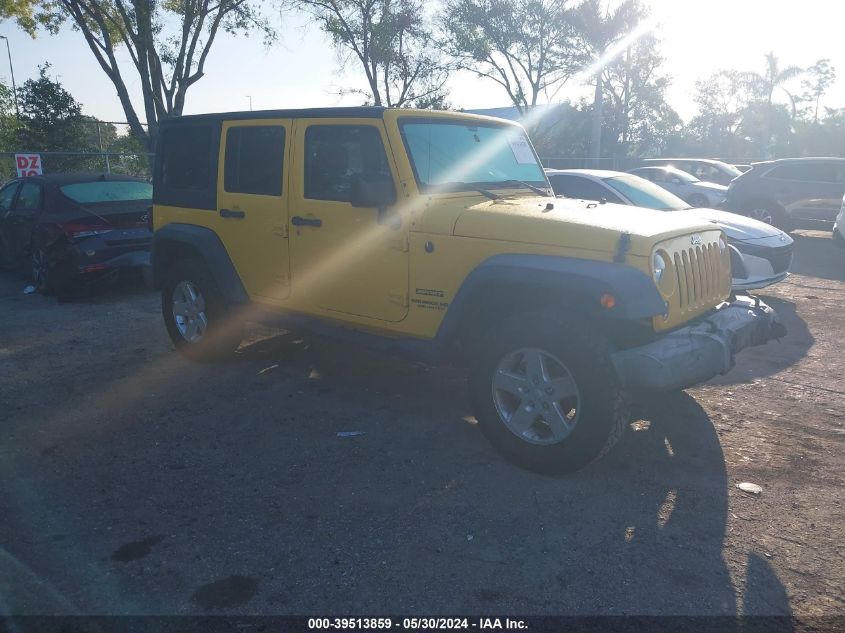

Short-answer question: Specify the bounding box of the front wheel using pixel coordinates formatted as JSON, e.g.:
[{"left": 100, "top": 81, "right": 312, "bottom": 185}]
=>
[
  {"left": 32, "top": 249, "right": 56, "bottom": 295},
  {"left": 162, "top": 259, "right": 244, "bottom": 361},
  {"left": 469, "top": 314, "right": 630, "bottom": 473},
  {"left": 746, "top": 202, "right": 788, "bottom": 230}
]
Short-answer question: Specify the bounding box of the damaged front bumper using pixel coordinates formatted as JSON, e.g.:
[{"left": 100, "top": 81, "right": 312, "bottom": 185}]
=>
[{"left": 612, "top": 296, "right": 786, "bottom": 391}]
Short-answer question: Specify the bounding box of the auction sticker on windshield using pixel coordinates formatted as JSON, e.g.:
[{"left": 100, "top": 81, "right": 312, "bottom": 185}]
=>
[{"left": 507, "top": 136, "right": 536, "bottom": 164}]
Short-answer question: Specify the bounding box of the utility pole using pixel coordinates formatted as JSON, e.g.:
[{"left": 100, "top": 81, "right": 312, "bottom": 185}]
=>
[
  {"left": 246, "top": 95, "right": 253, "bottom": 111},
  {"left": 0, "top": 36, "right": 20, "bottom": 118}
]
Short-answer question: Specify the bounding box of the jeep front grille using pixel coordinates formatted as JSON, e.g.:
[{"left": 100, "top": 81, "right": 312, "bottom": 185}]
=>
[
  {"left": 655, "top": 230, "right": 731, "bottom": 330},
  {"left": 674, "top": 242, "right": 724, "bottom": 312}
]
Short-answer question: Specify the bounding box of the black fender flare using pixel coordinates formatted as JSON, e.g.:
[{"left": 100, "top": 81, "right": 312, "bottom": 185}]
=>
[
  {"left": 435, "top": 254, "right": 667, "bottom": 344},
  {"left": 150, "top": 223, "right": 249, "bottom": 304}
]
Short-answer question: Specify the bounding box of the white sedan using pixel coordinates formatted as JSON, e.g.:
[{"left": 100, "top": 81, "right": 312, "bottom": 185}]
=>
[
  {"left": 545, "top": 168, "right": 793, "bottom": 291},
  {"left": 629, "top": 166, "right": 728, "bottom": 208}
]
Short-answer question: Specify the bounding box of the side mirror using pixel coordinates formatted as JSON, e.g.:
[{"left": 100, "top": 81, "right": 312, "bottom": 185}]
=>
[{"left": 350, "top": 173, "right": 397, "bottom": 209}]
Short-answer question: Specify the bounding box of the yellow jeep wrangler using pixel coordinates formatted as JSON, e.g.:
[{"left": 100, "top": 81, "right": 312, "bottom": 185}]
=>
[{"left": 149, "top": 107, "right": 783, "bottom": 472}]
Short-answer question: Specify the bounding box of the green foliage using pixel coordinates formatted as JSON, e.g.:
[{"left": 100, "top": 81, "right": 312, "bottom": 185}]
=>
[
  {"left": 600, "top": 33, "right": 680, "bottom": 157},
  {"left": 800, "top": 59, "right": 836, "bottom": 123},
  {"left": 33, "top": 0, "right": 277, "bottom": 151},
  {"left": 441, "top": 0, "right": 583, "bottom": 113},
  {"left": 294, "top": 0, "right": 450, "bottom": 108},
  {"left": 0, "top": 0, "right": 39, "bottom": 36}
]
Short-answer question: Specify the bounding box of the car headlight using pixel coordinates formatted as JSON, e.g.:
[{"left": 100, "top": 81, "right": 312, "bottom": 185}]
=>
[{"left": 653, "top": 251, "right": 666, "bottom": 282}]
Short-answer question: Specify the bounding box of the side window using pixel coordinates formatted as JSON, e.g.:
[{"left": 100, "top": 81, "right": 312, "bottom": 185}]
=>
[
  {"left": 160, "top": 125, "right": 213, "bottom": 191},
  {"left": 224, "top": 126, "right": 285, "bottom": 196},
  {"left": 304, "top": 125, "right": 390, "bottom": 202},
  {"left": 14, "top": 182, "right": 41, "bottom": 211},
  {"left": 0, "top": 182, "right": 19, "bottom": 211},
  {"left": 767, "top": 163, "right": 835, "bottom": 183}
]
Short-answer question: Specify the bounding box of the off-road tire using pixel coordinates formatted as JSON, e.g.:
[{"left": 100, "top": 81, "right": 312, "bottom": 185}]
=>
[
  {"left": 468, "top": 313, "right": 630, "bottom": 473},
  {"left": 162, "top": 258, "right": 244, "bottom": 361}
]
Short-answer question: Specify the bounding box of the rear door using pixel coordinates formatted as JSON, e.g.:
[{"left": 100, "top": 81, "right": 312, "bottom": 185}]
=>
[
  {"left": 217, "top": 120, "right": 291, "bottom": 301},
  {"left": 767, "top": 162, "right": 844, "bottom": 222},
  {"left": 289, "top": 119, "right": 409, "bottom": 322}
]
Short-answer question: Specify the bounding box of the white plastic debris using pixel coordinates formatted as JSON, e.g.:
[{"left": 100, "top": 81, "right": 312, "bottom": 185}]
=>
[
  {"left": 737, "top": 482, "right": 763, "bottom": 495},
  {"left": 23, "top": 285, "right": 36, "bottom": 294},
  {"left": 337, "top": 431, "right": 365, "bottom": 438},
  {"left": 258, "top": 364, "right": 279, "bottom": 374}
]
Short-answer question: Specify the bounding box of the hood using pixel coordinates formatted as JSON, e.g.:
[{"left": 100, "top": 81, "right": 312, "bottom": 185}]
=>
[
  {"left": 451, "top": 197, "right": 718, "bottom": 257},
  {"left": 684, "top": 208, "right": 791, "bottom": 243}
]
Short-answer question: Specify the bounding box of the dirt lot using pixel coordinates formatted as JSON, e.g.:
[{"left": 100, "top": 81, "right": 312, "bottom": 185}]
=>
[{"left": 0, "top": 231, "right": 843, "bottom": 618}]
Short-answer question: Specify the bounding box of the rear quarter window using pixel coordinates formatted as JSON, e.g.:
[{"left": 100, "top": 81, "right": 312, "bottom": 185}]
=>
[{"left": 154, "top": 123, "right": 220, "bottom": 210}]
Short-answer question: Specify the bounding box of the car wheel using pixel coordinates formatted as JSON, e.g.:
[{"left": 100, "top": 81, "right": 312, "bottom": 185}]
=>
[
  {"left": 687, "top": 194, "right": 709, "bottom": 208},
  {"left": 746, "top": 202, "right": 787, "bottom": 229},
  {"left": 469, "top": 313, "right": 630, "bottom": 473},
  {"left": 162, "top": 258, "right": 244, "bottom": 361},
  {"left": 32, "top": 249, "right": 56, "bottom": 295}
]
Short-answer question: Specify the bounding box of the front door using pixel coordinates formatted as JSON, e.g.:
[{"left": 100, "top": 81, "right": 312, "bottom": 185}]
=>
[
  {"left": 217, "top": 120, "right": 291, "bottom": 301},
  {"left": 289, "top": 119, "right": 409, "bottom": 322},
  {"left": 4, "top": 181, "right": 42, "bottom": 262}
]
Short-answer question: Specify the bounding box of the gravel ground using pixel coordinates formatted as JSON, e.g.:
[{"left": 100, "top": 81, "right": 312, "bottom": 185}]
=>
[{"left": 0, "top": 230, "right": 842, "bottom": 617}]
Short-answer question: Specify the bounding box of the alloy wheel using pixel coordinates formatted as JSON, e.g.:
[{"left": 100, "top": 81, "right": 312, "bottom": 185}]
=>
[
  {"left": 171, "top": 280, "right": 209, "bottom": 343},
  {"left": 491, "top": 347, "right": 581, "bottom": 445}
]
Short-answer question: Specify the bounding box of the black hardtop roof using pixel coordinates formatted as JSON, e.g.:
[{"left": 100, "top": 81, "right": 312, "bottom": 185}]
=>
[{"left": 160, "top": 106, "right": 389, "bottom": 127}]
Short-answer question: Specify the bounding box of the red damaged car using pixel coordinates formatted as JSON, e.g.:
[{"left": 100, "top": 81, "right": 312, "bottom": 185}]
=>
[{"left": 0, "top": 173, "right": 152, "bottom": 295}]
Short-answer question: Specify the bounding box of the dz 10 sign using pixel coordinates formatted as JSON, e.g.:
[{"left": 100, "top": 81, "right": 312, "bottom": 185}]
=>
[{"left": 15, "top": 153, "right": 43, "bottom": 177}]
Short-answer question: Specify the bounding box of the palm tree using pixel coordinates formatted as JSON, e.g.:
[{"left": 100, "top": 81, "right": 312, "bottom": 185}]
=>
[
  {"left": 744, "top": 52, "right": 803, "bottom": 154},
  {"left": 575, "top": 0, "right": 645, "bottom": 165}
]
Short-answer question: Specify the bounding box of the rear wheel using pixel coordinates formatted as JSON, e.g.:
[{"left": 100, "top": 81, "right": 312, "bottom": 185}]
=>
[
  {"left": 469, "top": 314, "right": 630, "bottom": 473},
  {"left": 162, "top": 259, "right": 243, "bottom": 361},
  {"left": 687, "top": 193, "right": 709, "bottom": 208},
  {"left": 746, "top": 201, "right": 788, "bottom": 230}
]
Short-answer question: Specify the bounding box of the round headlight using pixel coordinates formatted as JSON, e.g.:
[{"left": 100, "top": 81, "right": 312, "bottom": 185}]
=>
[{"left": 652, "top": 252, "right": 667, "bottom": 282}]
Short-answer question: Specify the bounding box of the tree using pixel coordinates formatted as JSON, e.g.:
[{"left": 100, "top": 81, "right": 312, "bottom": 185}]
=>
[
  {"left": 0, "top": 0, "right": 38, "bottom": 35},
  {"left": 687, "top": 70, "right": 759, "bottom": 157},
  {"left": 573, "top": 0, "right": 646, "bottom": 163},
  {"left": 801, "top": 59, "right": 836, "bottom": 123},
  {"left": 600, "top": 31, "right": 678, "bottom": 157},
  {"left": 292, "top": 0, "right": 450, "bottom": 108},
  {"left": 440, "top": 0, "right": 583, "bottom": 116},
  {"left": 742, "top": 52, "right": 802, "bottom": 154},
  {"left": 35, "top": 0, "right": 276, "bottom": 152}
]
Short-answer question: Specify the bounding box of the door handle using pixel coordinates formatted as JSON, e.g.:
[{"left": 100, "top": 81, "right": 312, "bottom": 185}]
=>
[
  {"left": 291, "top": 216, "right": 322, "bottom": 228},
  {"left": 220, "top": 208, "right": 245, "bottom": 219}
]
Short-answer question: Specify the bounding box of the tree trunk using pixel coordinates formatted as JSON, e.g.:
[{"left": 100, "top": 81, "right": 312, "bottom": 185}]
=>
[{"left": 590, "top": 73, "right": 603, "bottom": 167}]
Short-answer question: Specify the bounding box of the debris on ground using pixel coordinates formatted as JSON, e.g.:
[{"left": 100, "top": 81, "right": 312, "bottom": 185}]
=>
[
  {"left": 337, "top": 431, "right": 365, "bottom": 437},
  {"left": 23, "top": 285, "right": 36, "bottom": 294},
  {"left": 737, "top": 482, "right": 763, "bottom": 495}
]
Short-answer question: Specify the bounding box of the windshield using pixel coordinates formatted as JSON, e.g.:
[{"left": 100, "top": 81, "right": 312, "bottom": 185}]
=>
[
  {"left": 60, "top": 180, "right": 152, "bottom": 203},
  {"left": 400, "top": 119, "right": 548, "bottom": 192},
  {"left": 603, "top": 175, "right": 690, "bottom": 211},
  {"left": 666, "top": 169, "right": 699, "bottom": 184}
]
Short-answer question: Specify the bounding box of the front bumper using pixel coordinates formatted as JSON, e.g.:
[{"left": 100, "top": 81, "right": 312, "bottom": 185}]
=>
[{"left": 612, "top": 296, "right": 785, "bottom": 391}]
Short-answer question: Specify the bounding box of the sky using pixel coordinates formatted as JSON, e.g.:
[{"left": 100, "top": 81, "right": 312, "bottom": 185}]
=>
[{"left": 0, "top": 0, "right": 843, "bottom": 126}]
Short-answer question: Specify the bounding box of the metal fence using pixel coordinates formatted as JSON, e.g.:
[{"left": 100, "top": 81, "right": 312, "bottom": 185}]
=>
[
  {"left": 0, "top": 150, "right": 153, "bottom": 181},
  {"left": 539, "top": 156, "right": 643, "bottom": 171}
]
